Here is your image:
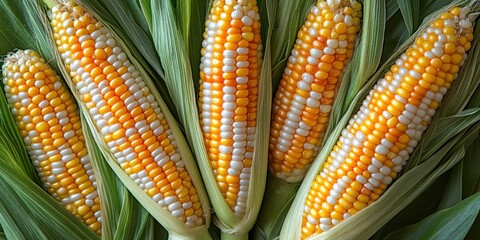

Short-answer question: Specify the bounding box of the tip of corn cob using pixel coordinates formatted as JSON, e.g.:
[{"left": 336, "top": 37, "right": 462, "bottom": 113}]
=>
[
  {"left": 268, "top": 0, "right": 362, "bottom": 183},
  {"left": 2, "top": 49, "right": 102, "bottom": 234},
  {"left": 300, "top": 6, "right": 475, "bottom": 238}
]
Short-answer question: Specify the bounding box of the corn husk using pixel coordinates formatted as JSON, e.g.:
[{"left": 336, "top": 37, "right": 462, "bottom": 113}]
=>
[
  {"left": 137, "top": 0, "right": 273, "bottom": 238},
  {"left": 33, "top": 0, "right": 212, "bottom": 239},
  {"left": 280, "top": 1, "right": 480, "bottom": 239}
]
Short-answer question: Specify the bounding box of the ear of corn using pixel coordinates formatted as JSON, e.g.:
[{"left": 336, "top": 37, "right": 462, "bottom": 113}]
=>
[
  {"left": 199, "top": 0, "right": 263, "bottom": 217},
  {"left": 281, "top": 5, "right": 476, "bottom": 239},
  {"left": 269, "top": 0, "right": 362, "bottom": 183},
  {"left": 255, "top": 1, "right": 363, "bottom": 238},
  {"left": 2, "top": 49, "right": 102, "bottom": 234},
  {"left": 141, "top": 0, "right": 272, "bottom": 237},
  {"left": 49, "top": 1, "right": 211, "bottom": 237}
]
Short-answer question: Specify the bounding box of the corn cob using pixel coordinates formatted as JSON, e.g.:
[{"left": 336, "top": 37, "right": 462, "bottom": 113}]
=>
[
  {"left": 2, "top": 49, "right": 101, "bottom": 234},
  {"left": 51, "top": 1, "right": 204, "bottom": 227},
  {"left": 199, "top": 0, "right": 262, "bottom": 216},
  {"left": 269, "top": 0, "right": 362, "bottom": 183},
  {"left": 301, "top": 7, "right": 474, "bottom": 238}
]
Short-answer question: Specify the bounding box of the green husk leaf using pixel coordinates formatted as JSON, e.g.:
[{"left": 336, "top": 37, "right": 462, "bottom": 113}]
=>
[
  {"left": 281, "top": 1, "right": 480, "bottom": 239},
  {"left": 176, "top": 0, "right": 207, "bottom": 91},
  {"left": 142, "top": 0, "right": 273, "bottom": 237},
  {"left": 386, "top": 0, "right": 399, "bottom": 20},
  {"left": 35, "top": 0, "right": 211, "bottom": 238},
  {"left": 254, "top": 175, "right": 299, "bottom": 240},
  {"left": 466, "top": 213, "right": 480, "bottom": 240},
  {"left": 462, "top": 132, "right": 480, "bottom": 198},
  {"left": 397, "top": 0, "right": 420, "bottom": 35},
  {"left": 371, "top": 173, "right": 447, "bottom": 240},
  {"left": 385, "top": 192, "right": 480, "bottom": 240}
]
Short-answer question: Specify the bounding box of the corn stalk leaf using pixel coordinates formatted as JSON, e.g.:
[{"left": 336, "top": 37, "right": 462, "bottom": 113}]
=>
[
  {"left": 397, "top": 0, "right": 420, "bottom": 35},
  {"left": 466, "top": 214, "right": 480, "bottom": 240},
  {"left": 437, "top": 162, "right": 464, "bottom": 210},
  {"left": 385, "top": 192, "right": 480, "bottom": 240},
  {"left": 386, "top": 0, "right": 399, "bottom": 20},
  {"left": 462, "top": 132, "right": 480, "bottom": 198},
  {"left": 382, "top": 0, "right": 452, "bottom": 63}
]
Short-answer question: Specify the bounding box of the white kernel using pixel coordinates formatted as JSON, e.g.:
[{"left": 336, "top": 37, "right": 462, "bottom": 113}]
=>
[
  {"left": 327, "top": 39, "right": 338, "bottom": 48},
  {"left": 324, "top": 47, "right": 335, "bottom": 55}
]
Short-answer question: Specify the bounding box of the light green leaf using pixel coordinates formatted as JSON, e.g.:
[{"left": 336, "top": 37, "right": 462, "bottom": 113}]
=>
[
  {"left": 386, "top": 0, "right": 399, "bottom": 20},
  {"left": 398, "top": 0, "right": 420, "bottom": 35}
]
